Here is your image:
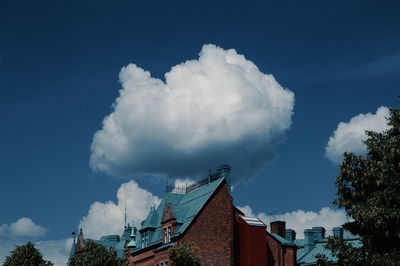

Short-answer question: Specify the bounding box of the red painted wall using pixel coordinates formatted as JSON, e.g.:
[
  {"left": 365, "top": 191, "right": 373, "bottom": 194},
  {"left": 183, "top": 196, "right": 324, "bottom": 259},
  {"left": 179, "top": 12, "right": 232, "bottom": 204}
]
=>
[{"left": 237, "top": 216, "right": 268, "bottom": 265}]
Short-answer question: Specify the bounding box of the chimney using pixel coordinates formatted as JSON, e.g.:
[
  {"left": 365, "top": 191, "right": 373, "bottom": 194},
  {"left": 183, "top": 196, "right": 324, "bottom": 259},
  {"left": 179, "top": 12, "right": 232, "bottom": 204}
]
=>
[
  {"left": 216, "top": 164, "right": 231, "bottom": 183},
  {"left": 285, "top": 229, "right": 296, "bottom": 242},
  {"left": 304, "top": 229, "right": 315, "bottom": 252},
  {"left": 270, "top": 221, "right": 286, "bottom": 238},
  {"left": 311, "top": 227, "right": 325, "bottom": 242},
  {"left": 332, "top": 227, "right": 343, "bottom": 239}
]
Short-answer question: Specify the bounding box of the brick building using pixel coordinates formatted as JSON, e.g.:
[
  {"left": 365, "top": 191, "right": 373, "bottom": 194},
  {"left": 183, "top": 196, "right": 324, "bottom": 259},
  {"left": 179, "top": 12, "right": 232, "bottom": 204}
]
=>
[{"left": 69, "top": 165, "right": 359, "bottom": 265}]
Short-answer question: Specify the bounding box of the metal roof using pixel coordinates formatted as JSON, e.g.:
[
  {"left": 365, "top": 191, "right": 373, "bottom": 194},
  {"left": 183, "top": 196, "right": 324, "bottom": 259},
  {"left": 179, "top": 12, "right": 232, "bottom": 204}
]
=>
[
  {"left": 240, "top": 215, "right": 266, "bottom": 227},
  {"left": 296, "top": 238, "right": 362, "bottom": 265},
  {"left": 270, "top": 233, "right": 296, "bottom": 246}
]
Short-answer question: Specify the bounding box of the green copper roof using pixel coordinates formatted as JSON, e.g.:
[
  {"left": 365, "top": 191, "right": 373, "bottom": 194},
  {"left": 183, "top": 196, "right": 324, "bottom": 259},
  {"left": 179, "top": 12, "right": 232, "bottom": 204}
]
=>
[
  {"left": 296, "top": 238, "right": 362, "bottom": 265},
  {"left": 114, "top": 226, "right": 132, "bottom": 257},
  {"left": 132, "top": 177, "right": 225, "bottom": 252},
  {"left": 271, "top": 233, "right": 296, "bottom": 246}
]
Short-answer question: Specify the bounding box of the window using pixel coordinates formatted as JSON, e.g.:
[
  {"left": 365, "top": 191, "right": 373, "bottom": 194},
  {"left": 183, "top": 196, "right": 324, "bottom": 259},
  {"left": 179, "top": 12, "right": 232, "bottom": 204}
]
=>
[
  {"left": 156, "top": 261, "right": 168, "bottom": 266},
  {"left": 163, "top": 226, "right": 171, "bottom": 244},
  {"left": 141, "top": 232, "right": 149, "bottom": 248}
]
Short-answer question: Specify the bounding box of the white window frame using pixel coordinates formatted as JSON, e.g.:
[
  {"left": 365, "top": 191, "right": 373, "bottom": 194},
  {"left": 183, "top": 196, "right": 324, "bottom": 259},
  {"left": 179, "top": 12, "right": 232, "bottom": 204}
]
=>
[
  {"left": 164, "top": 226, "right": 171, "bottom": 244},
  {"left": 141, "top": 232, "right": 149, "bottom": 248}
]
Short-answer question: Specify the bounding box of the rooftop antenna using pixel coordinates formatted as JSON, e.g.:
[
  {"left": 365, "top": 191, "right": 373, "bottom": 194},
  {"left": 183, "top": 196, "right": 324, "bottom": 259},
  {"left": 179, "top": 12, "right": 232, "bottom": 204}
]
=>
[{"left": 124, "top": 201, "right": 127, "bottom": 229}]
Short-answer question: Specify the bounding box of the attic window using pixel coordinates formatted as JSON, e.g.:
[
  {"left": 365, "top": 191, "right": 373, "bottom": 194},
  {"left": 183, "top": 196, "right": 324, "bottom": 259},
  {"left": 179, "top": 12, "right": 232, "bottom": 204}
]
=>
[{"left": 163, "top": 226, "right": 171, "bottom": 244}]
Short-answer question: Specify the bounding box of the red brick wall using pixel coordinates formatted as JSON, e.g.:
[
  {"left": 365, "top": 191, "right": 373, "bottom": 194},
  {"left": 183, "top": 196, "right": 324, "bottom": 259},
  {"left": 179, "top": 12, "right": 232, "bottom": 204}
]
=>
[
  {"left": 129, "top": 245, "right": 170, "bottom": 266},
  {"left": 181, "top": 183, "right": 235, "bottom": 266},
  {"left": 266, "top": 232, "right": 282, "bottom": 265},
  {"left": 266, "top": 232, "right": 297, "bottom": 266},
  {"left": 270, "top": 221, "right": 286, "bottom": 238},
  {"left": 284, "top": 246, "right": 296, "bottom": 266},
  {"left": 130, "top": 182, "right": 234, "bottom": 266}
]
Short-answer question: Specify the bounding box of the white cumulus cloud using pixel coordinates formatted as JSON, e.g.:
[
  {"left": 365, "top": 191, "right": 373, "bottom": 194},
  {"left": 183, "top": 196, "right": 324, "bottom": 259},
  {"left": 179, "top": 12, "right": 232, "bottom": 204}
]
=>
[
  {"left": 325, "top": 106, "right": 390, "bottom": 163},
  {"left": 238, "top": 205, "right": 350, "bottom": 238},
  {"left": 0, "top": 217, "right": 46, "bottom": 240},
  {"left": 90, "top": 44, "right": 295, "bottom": 181},
  {"left": 79, "top": 180, "right": 161, "bottom": 239}
]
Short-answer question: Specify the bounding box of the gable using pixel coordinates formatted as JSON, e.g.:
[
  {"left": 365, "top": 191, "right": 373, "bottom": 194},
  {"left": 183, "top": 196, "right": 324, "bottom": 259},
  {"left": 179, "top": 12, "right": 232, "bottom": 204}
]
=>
[{"left": 132, "top": 177, "right": 226, "bottom": 252}]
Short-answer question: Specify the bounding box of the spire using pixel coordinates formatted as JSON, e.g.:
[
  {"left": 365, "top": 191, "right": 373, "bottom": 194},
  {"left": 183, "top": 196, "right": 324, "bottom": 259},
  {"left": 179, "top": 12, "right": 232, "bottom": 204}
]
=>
[
  {"left": 69, "top": 232, "right": 77, "bottom": 256},
  {"left": 76, "top": 228, "right": 85, "bottom": 253}
]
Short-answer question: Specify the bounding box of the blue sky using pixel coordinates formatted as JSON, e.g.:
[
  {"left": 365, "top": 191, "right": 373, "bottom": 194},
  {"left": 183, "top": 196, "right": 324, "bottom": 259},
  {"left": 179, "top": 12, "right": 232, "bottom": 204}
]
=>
[{"left": 1, "top": 0, "right": 399, "bottom": 264}]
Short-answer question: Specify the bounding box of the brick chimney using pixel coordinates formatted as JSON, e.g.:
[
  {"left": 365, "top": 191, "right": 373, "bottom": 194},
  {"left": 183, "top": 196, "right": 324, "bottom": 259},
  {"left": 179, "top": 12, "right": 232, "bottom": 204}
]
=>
[{"left": 270, "top": 221, "right": 286, "bottom": 238}]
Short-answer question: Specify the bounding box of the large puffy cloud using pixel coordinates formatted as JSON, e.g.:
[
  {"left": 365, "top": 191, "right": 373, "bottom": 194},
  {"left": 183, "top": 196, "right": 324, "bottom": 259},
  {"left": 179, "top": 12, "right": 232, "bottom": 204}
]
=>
[
  {"left": 0, "top": 217, "right": 46, "bottom": 240},
  {"left": 238, "top": 205, "right": 350, "bottom": 238},
  {"left": 325, "top": 106, "right": 390, "bottom": 163},
  {"left": 79, "top": 180, "right": 161, "bottom": 239},
  {"left": 90, "top": 44, "right": 294, "bottom": 181}
]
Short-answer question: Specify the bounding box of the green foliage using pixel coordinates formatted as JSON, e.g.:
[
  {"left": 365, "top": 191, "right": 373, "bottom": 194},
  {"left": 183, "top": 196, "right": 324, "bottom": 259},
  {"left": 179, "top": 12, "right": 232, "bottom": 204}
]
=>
[
  {"left": 68, "top": 240, "right": 128, "bottom": 266},
  {"left": 3, "top": 242, "right": 53, "bottom": 266},
  {"left": 169, "top": 241, "right": 201, "bottom": 266},
  {"left": 316, "top": 237, "right": 366, "bottom": 266},
  {"left": 323, "top": 107, "right": 400, "bottom": 265}
]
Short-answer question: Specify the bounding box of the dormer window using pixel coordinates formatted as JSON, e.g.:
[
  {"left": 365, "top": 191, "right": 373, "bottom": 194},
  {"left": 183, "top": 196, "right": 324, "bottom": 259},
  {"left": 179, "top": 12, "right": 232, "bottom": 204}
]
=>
[
  {"left": 141, "top": 232, "right": 149, "bottom": 248},
  {"left": 163, "top": 226, "right": 171, "bottom": 244}
]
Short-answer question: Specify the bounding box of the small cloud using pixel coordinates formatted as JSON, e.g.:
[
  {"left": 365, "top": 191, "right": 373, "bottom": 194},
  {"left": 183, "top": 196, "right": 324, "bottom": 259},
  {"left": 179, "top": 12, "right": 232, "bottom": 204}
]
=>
[
  {"left": 0, "top": 217, "right": 46, "bottom": 240},
  {"left": 348, "top": 53, "right": 400, "bottom": 78},
  {"left": 35, "top": 239, "right": 72, "bottom": 266},
  {"left": 79, "top": 180, "right": 161, "bottom": 239},
  {"left": 173, "top": 178, "right": 196, "bottom": 188},
  {"left": 90, "top": 44, "right": 295, "bottom": 181},
  {"left": 325, "top": 106, "right": 390, "bottom": 164},
  {"left": 237, "top": 205, "right": 255, "bottom": 217},
  {"left": 237, "top": 205, "right": 350, "bottom": 238}
]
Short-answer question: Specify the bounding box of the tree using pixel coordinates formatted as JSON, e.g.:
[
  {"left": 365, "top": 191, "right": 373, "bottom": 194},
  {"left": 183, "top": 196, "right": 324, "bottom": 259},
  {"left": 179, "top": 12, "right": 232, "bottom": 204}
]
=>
[
  {"left": 68, "top": 240, "right": 128, "bottom": 266},
  {"left": 320, "top": 107, "right": 400, "bottom": 265},
  {"left": 168, "top": 241, "right": 201, "bottom": 266},
  {"left": 3, "top": 242, "right": 53, "bottom": 266}
]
